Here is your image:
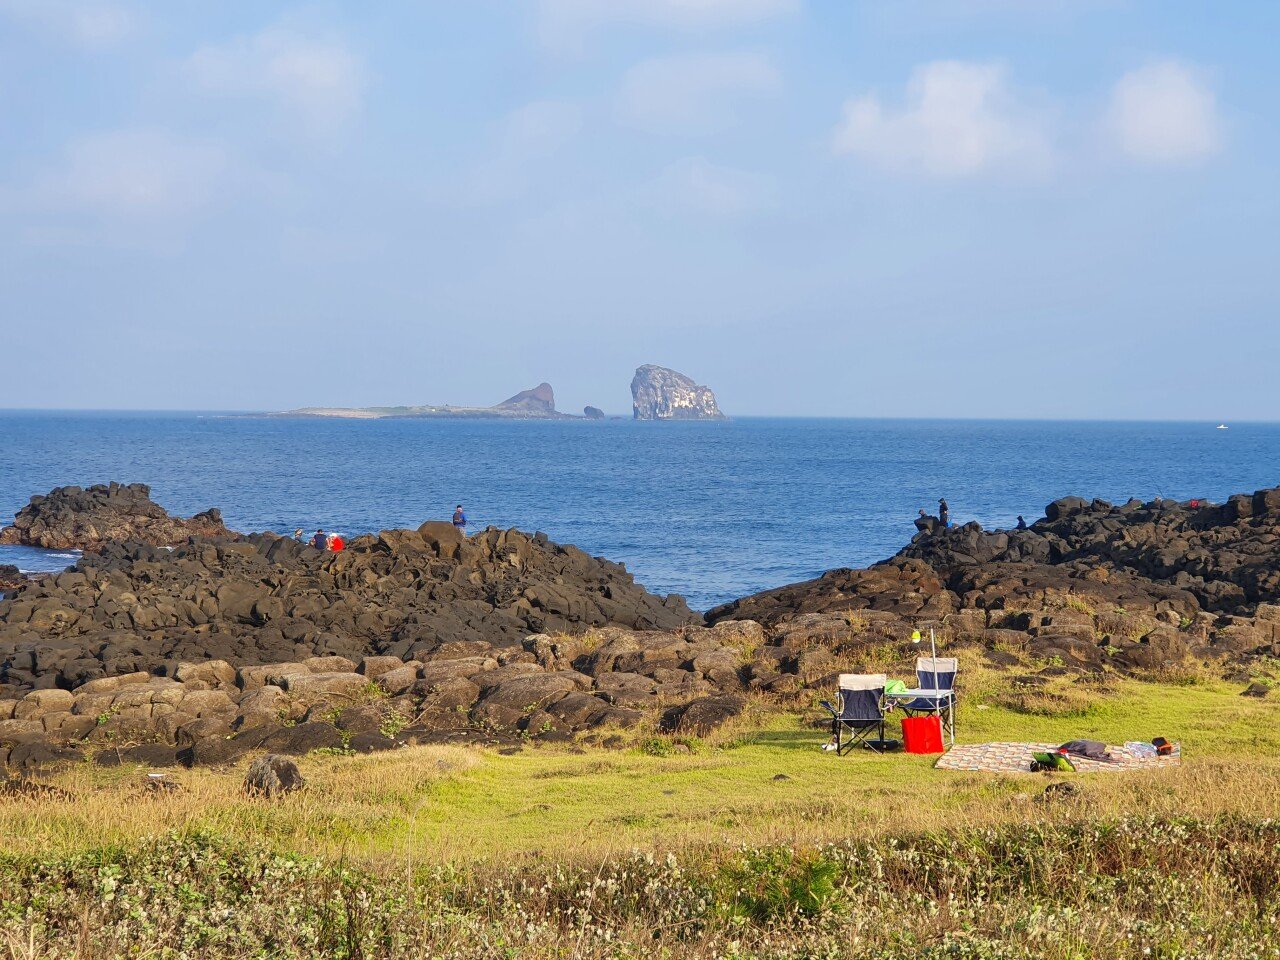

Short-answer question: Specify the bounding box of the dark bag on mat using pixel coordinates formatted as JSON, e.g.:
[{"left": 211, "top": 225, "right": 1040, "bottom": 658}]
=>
[{"left": 1059, "top": 739, "right": 1111, "bottom": 761}]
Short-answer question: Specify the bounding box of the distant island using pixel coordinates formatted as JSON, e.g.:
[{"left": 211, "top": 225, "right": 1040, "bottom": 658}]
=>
[
  {"left": 275, "top": 382, "right": 580, "bottom": 420},
  {"left": 272, "top": 365, "right": 726, "bottom": 421}
]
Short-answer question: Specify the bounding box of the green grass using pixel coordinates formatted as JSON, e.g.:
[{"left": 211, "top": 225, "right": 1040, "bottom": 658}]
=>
[
  {"left": 393, "top": 675, "right": 1280, "bottom": 859},
  {"left": 5, "top": 674, "right": 1280, "bottom": 957},
  {"left": 6, "top": 672, "right": 1277, "bottom": 869}
]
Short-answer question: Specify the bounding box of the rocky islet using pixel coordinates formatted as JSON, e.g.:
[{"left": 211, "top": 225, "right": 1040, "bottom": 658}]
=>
[{"left": 630, "top": 364, "right": 725, "bottom": 421}]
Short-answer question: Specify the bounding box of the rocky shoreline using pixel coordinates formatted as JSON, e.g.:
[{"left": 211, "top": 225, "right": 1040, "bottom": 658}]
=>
[{"left": 2, "top": 482, "right": 1280, "bottom": 773}]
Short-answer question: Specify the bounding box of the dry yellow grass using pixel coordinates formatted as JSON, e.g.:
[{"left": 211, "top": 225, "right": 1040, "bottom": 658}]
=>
[{"left": 1, "top": 668, "right": 1277, "bottom": 873}]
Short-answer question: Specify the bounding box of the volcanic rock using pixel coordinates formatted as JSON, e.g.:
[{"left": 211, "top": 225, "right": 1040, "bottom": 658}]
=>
[
  {"left": 244, "top": 754, "right": 305, "bottom": 798},
  {"left": 0, "top": 566, "right": 25, "bottom": 591},
  {"left": 583, "top": 406, "right": 605, "bottom": 420},
  {"left": 0, "top": 483, "right": 228, "bottom": 550},
  {"left": 0, "top": 520, "right": 694, "bottom": 694},
  {"left": 631, "top": 365, "right": 725, "bottom": 421},
  {"left": 496, "top": 383, "right": 557, "bottom": 416}
]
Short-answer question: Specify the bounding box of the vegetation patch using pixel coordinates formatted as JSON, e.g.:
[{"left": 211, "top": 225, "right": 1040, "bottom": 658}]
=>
[{"left": 4, "top": 817, "right": 1280, "bottom": 958}]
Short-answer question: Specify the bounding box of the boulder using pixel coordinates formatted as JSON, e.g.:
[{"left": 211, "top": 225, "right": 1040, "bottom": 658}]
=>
[
  {"left": 660, "top": 695, "right": 748, "bottom": 735},
  {"left": 261, "top": 721, "right": 344, "bottom": 755},
  {"left": 243, "top": 754, "right": 305, "bottom": 797}
]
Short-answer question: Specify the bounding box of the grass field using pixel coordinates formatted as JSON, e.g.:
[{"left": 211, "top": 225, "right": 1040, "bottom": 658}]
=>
[
  {"left": 5, "top": 664, "right": 1280, "bottom": 957},
  {"left": 5, "top": 667, "right": 1279, "bottom": 868}
]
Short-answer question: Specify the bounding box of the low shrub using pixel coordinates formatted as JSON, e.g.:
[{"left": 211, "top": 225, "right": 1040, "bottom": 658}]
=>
[{"left": 4, "top": 816, "right": 1280, "bottom": 958}]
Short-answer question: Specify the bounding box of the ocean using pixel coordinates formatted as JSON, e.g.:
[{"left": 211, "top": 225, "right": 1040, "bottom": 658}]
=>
[{"left": 1, "top": 412, "right": 1276, "bottom": 612}]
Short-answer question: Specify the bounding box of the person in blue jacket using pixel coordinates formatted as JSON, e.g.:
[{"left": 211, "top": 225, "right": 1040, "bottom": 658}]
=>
[{"left": 452, "top": 505, "right": 467, "bottom": 537}]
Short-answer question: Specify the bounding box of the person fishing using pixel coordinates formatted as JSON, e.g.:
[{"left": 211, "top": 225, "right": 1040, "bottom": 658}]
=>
[
  {"left": 938, "top": 498, "right": 949, "bottom": 528},
  {"left": 1016, "top": 515, "right": 1028, "bottom": 531},
  {"left": 452, "top": 504, "right": 467, "bottom": 537},
  {"left": 914, "top": 509, "right": 937, "bottom": 534}
]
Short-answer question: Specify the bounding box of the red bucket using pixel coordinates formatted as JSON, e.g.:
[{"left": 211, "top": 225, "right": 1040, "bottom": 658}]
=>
[{"left": 902, "top": 715, "right": 944, "bottom": 754}]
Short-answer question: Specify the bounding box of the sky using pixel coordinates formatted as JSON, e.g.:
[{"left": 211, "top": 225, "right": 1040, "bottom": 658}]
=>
[{"left": 1, "top": 0, "right": 1277, "bottom": 419}]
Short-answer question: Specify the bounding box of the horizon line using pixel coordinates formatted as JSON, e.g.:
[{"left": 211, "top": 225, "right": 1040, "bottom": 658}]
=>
[{"left": 0, "top": 408, "right": 1264, "bottom": 425}]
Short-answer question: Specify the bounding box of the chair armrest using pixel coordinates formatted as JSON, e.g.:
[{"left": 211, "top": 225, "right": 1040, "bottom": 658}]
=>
[{"left": 818, "top": 700, "right": 838, "bottom": 717}]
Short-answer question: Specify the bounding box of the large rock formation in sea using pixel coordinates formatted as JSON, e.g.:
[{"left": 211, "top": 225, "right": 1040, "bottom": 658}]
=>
[
  {"left": 631, "top": 365, "right": 725, "bottom": 421},
  {"left": 0, "top": 483, "right": 228, "bottom": 551},
  {"left": 495, "top": 382, "right": 557, "bottom": 416}
]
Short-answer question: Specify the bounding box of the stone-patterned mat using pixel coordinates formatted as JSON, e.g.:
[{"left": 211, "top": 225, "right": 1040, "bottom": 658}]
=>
[{"left": 935, "top": 742, "right": 1182, "bottom": 775}]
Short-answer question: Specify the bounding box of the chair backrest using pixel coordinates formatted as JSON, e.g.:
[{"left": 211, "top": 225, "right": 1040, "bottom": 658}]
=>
[
  {"left": 837, "top": 673, "right": 886, "bottom": 722},
  {"left": 916, "top": 657, "right": 957, "bottom": 692}
]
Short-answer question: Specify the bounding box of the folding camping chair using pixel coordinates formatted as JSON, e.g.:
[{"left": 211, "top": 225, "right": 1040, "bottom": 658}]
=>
[
  {"left": 899, "top": 657, "right": 958, "bottom": 745},
  {"left": 819, "top": 674, "right": 895, "bottom": 754}
]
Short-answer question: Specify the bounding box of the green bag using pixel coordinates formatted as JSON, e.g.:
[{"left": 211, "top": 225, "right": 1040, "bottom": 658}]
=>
[
  {"left": 1031, "top": 751, "right": 1076, "bottom": 773},
  {"left": 884, "top": 679, "right": 908, "bottom": 695}
]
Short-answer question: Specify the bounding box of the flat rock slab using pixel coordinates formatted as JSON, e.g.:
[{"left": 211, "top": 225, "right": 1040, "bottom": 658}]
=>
[{"left": 935, "top": 741, "right": 1182, "bottom": 775}]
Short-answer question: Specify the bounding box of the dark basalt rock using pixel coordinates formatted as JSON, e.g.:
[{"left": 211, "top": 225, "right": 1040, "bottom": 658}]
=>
[
  {"left": 244, "top": 754, "right": 305, "bottom": 798},
  {"left": 0, "top": 483, "right": 228, "bottom": 551},
  {"left": 0, "top": 518, "right": 695, "bottom": 694},
  {"left": 583, "top": 406, "right": 606, "bottom": 420},
  {"left": 0, "top": 566, "right": 25, "bottom": 591},
  {"left": 660, "top": 694, "right": 747, "bottom": 735},
  {"left": 631, "top": 365, "right": 725, "bottom": 421},
  {"left": 711, "top": 487, "right": 1280, "bottom": 628}
]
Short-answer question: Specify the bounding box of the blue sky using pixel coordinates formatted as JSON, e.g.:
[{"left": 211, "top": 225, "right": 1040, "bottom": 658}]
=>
[{"left": 1, "top": 0, "right": 1276, "bottom": 418}]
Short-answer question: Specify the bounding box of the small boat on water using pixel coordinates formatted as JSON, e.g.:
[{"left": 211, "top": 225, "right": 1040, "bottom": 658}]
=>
[{"left": 1216, "top": 424, "right": 1229, "bottom": 430}]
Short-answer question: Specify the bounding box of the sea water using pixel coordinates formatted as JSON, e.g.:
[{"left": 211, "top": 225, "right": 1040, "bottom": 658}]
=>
[{"left": 2, "top": 411, "right": 1277, "bottom": 611}]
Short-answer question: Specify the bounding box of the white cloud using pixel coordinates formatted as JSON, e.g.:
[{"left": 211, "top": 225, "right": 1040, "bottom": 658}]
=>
[
  {"left": 0, "top": 0, "right": 135, "bottom": 48},
  {"left": 1106, "top": 61, "right": 1220, "bottom": 164},
  {"left": 618, "top": 52, "right": 780, "bottom": 136},
  {"left": 466, "top": 100, "right": 584, "bottom": 203},
  {"left": 500, "top": 100, "right": 584, "bottom": 157},
  {"left": 185, "top": 26, "right": 364, "bottom": 134},
  {"left": 28, "top": 129, "right": 227, "bottom": 220},
  {"left": 538, "top": 0, "right": 797, "bottom": 52},
  {"left": 832, "top": 61, "right": 1052, "bottom": 178},
  {"left": 652, "top": 156, "right": 770, "bottom": 215}
]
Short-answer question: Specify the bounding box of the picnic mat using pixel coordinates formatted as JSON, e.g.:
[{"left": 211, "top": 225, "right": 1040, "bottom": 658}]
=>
[{"left": 935, "top": 742, "right": 1182, "bottom": 775}]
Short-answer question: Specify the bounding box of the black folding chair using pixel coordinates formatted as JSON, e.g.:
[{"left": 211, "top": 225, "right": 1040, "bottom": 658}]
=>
[
  {"left": 899, "top": 656, "right": 958, "bottom": 745},
  {"left": 819, "top": 674, "right": 895, "bottom": 754}
]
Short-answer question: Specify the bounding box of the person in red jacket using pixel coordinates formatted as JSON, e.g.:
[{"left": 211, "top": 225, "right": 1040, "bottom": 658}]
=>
[{"left": 328, "top": 532, "right": 345, "bottom": 552}]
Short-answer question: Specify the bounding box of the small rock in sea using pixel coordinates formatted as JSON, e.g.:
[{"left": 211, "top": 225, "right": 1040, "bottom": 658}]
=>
[{"left": 243, "top": 754, "right": 305, "bottom": 798}]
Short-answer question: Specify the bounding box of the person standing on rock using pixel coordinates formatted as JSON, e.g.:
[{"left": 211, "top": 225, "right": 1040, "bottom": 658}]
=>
[
  {"left": 938, "top": 499, "right": 950, "bottom": 528},
  {"left": 452, "top": 505, "right": 467, "bottom": 538}
]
